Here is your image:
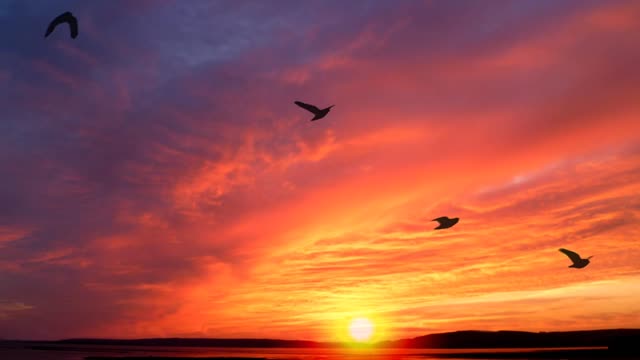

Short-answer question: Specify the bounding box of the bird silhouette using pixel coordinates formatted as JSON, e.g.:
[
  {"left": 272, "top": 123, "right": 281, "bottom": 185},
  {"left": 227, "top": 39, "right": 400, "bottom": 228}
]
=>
[
  {"left": 432, "top": 216, "right": 459, "bottom": 230},
  {"left": 294, "top": 101, "right": 334, "bottom": 121},
  {"left": 45, "top": 11, "right": 78, "bottom": 39},
  {"left": 559, "top": 248, "right": 592, "bottom": 269}
]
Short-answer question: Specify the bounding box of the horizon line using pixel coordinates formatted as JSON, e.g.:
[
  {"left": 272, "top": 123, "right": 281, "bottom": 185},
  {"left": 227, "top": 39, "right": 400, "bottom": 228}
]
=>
[{"left": 4, "top": 327, "right": 639, "bottom": 344}]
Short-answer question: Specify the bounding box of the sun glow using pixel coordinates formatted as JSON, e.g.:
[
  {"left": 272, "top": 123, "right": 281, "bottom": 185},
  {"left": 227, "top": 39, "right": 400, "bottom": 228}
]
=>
[{"left": 348, "top": 317, "right": 374, "bottom": 342}]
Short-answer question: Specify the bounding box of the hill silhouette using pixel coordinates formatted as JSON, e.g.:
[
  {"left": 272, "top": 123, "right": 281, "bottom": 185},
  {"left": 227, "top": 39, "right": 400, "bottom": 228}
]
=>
[
  {"left": 379, "top": 329, "right": 640, "bottom": 349},
  {"left": 54, "top": 338, "right": 327, "bottom": 348},
  {"left": 18, "top": 328, "right": 634, "bottom": 350}
]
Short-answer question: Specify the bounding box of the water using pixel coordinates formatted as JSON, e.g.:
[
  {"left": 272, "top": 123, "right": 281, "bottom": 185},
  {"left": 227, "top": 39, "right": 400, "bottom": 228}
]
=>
[{"left": 0, "top": 344, "right": 609, "bottom": 360}]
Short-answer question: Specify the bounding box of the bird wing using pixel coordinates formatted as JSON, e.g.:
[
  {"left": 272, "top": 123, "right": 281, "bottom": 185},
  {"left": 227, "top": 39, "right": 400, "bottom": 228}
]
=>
[
  {"left": 45, "top": 17, "right": 62, "bottom": 37},
  {"left": 559, "top": 248, "right": 582, "bottom": 263},
  {"left": 432, "top": 217, "right": 447, "bottom": 223},
  {"left": 45, "top": 12, "right": 75, "bottom": 38},
  {"left": 67, "top": 14, "right": 78, "bottom": 38},
  {"left": 294, "top": 101, "right": 320, "bottom": 114}
]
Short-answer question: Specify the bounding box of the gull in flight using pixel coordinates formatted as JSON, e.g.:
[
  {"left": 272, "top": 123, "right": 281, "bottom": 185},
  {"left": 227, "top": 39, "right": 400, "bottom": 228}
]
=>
[
  {"left": 433, "top": 216, "right": 459, "bottom": 230},
  {"left": 294, "top": 101, "right": 334, "bottom": 121},
  {"left": 45, "top": 11, "right": 78, "bottom": 39},
  {"left": 559, "top": 248, "right": 592, "bottom": 269}
]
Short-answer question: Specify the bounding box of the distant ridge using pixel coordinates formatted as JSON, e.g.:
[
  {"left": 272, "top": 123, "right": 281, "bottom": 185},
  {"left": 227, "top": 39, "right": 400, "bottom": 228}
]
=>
[
  {"left": 379, "top": 329, "right": 640, "bottom": 349},
  {"left": 55, "top": 338, "right": 329, "bottom": 348},
  {"left": 10, "top": 329, "right": 640, "bottom": 350}
]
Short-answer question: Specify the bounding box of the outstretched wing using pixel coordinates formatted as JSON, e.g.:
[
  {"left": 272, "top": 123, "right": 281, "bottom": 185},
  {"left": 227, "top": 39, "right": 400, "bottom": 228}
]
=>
[
  {"left": 559, "top": 248, "right": 582, "bottom": 263},
  {"left": 45, "top": 12, "right": 76, "bottom": 38},
  {"left": 45, "top": 16, "right": 62, "bottom": 37},
  {"left": 432, "top": 216, "right": 448, "bottom": 223},
  {"left": 294, "top": 101, "right": 320, "bottom": 114},
  {"left": 67, "top": 14, "right": 78, "bottom": 38}
]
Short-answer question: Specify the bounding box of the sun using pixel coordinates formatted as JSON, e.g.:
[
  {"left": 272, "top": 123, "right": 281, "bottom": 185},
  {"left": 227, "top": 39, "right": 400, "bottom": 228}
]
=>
[{"left": 348, "top": 317, "right": 374, "bottom": 342}]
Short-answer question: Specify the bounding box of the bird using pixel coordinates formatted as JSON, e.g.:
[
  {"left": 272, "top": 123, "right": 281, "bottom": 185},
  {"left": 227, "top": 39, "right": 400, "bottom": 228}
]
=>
[
  {"left": 432, "top": 216, "right": 459, "bottom": 230},
  {"left": 559, "top": 248, "right": 592, "bottom": 269},
  {"left": 294, "top": 101, "right": 334, "bottom": 121},
  {"left": 45, "top": 11, "right": 78, "bottom": 39}
]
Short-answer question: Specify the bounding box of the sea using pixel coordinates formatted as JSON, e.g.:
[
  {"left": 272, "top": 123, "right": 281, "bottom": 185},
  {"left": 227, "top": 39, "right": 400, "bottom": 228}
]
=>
[{"left": 0, "top": 343, "right": 611, "bottom": 360}]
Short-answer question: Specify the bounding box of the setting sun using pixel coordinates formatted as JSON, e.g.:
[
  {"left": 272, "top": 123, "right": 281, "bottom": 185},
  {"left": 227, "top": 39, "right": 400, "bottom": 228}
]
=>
[{"left": 348, "top": 317, "right": 374, "bottom": 342}]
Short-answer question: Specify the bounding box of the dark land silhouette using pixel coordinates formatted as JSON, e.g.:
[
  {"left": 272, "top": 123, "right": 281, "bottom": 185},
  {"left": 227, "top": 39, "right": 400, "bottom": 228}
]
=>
[
  {"left": 45, "top": 11, "right": 78, "bottom": 39},
  {"left": 559, "top": 248, "right": 593, "bottom": 268},
  {"left": 294, "top": 101, "right": 334, "bottom": 121},
  {"left": 432, "top": 216, "right": 459, "bottom": 230},
  {"left": 378, "top": 329, "right": 640, "bottom": 349},
  {"left": 3, "top": 329, "right": 639, "bottom": 359},
  {"left": 54, "top": 338, "right": 327, "bottom": 348},
  {"left": 6, "top": 329, "right": 637, "bottom": 349}
]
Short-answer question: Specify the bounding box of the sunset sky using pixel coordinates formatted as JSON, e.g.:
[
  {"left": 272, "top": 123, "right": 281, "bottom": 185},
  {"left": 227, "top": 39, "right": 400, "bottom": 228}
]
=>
[{"left": 1, "top": 0, "right": 640, "bottom": 341}]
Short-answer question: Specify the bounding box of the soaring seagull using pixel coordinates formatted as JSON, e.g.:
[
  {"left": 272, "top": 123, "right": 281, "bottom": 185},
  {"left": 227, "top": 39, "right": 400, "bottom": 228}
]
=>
[
  {"left": 559, "top": 248, "right": 592, "bottom": 269},
  {"left": 294, "top": 101, "right": 334, "bottom": 121},
  {"left": 45, "top": 11, "right": 78, "bottom": 39},
  {"left": 433, "top": 216, "right": 459, "bottom": 230}
]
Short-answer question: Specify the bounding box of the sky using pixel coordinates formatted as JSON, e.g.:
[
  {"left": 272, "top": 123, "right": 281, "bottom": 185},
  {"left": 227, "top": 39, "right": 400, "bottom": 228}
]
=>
[{"left": 1, "top": 0, "right": 639, "bottom": 342}]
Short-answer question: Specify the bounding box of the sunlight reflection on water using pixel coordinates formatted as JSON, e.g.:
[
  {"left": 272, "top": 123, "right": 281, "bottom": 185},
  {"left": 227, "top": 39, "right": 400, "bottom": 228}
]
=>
[{"left": 0, "top": 345, "right": 608, "bottom": 360}]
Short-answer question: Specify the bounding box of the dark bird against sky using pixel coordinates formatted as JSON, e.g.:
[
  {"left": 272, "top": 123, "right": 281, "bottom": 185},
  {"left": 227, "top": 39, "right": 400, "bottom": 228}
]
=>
[
  {"left": 294, "top": 101, "right": 334, "bottom": 121},
  {"left": 45, "top": 11, "right": 78, "bottom": 39},
  {"left": 432, "top": 216, "right": 459, "bottom": 230},
  {"left": 559, "top": 248, "right": 592, "bottom": 269}
]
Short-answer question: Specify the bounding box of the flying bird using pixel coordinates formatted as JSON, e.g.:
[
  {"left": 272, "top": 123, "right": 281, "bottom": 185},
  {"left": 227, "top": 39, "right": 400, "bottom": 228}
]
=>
[
  {"left": 559, "top": 248, "right": 592, "bottom": 269},
  {"left": 433, "top": 216, "right": 459, "bottom": 230},
  {"left": 294, "top": 101, "right": 334, "bottom": 121},
  {"left": 45, "top": 11, "right": 78, "bottom": 39}
]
